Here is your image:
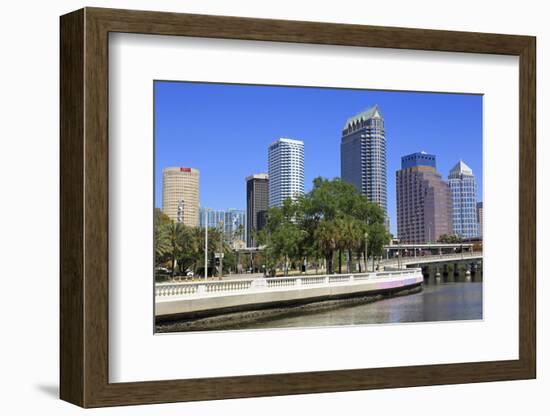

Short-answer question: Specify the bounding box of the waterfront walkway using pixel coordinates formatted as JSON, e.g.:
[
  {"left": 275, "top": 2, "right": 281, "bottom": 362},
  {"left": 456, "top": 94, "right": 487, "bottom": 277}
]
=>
[{"left": 156, "top": 268, "right": 423, "bottom": 320}]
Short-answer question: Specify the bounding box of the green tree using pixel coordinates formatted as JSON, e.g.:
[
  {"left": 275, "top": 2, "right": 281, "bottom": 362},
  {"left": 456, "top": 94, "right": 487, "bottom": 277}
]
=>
[
  {"left": 337, "top": 216, "right": 365, "bottom": 273},
  {"left": 261, "top": 199, "right": 306, "bottom": 276},
  {"left": 193, "top": 226, "right": 225, "bottom": 277},
  {"left": 367, "top": 222, "right": 391, "bottom": 271},
  {"left": 437, "top": 234, "right": 463, "bottom": 244},
  {"left": 302, "top": 178, "right": 386, "bottom": 274},
  {"left": 313, "top": 220, "right": 340, "bottom": 274},
  {"left": 176, "top": 226, "right": 202, "bottom": 275},
  {"left": 235, "top": 224, "right": 245, "bottom": 242},
  {"left": 164, "top": 221, "right": 186, "bottom": 275},
  {"left": 154, "top": 208, "right": 172, "bottom": 266},
  {"left": 258, "top": 177, "right": 389, "bottom": 276}
]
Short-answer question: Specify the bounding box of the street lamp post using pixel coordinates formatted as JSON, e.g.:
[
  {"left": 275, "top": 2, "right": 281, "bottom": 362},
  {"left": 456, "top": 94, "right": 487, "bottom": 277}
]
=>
[
  {"left": 364, "top": 231, "right": 369, "bottom": 272},
  {"left": 218, "top": 220, "right": 224, "bottom": 279},
  {"left": 204, "top": 209, "right": 208, "bottom": 280}
]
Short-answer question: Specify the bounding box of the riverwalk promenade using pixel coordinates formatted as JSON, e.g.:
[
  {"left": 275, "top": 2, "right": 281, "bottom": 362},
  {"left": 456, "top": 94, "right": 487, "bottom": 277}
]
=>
[{"left": 156, "top": 268, "right": 423, "bottom": 321}]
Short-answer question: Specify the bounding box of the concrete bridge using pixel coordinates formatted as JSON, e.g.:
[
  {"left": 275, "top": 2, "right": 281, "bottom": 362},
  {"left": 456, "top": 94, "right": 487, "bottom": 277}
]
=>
[
  {"left": 380, "top": 251, "right": 483, "bottom": 268},
  {"left": 155, "top": 268, "right": 423, "bottom": 321},
  {"left": 234, "top": 243, "right": 481, "bottom": 274}
]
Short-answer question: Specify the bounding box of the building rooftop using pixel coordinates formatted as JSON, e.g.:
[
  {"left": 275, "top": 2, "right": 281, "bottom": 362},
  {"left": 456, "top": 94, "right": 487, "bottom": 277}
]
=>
[
  {"left": 269, "top": 137, "right": 304, "bottom": 147},
  {"left": 246, "top": 173, "right": 269, "bottom": 181},
  {"left": 343, "top": 104, "right": 382, "bottom": 130},
  {"left": 401, "top": 152, "right": 436, "bottom": 169},
  {"left": 449, "top": 160, "right": 474, "bottom": 177},
  {"left": 163, "top": 166, "right": 199, "bottom": 173}
]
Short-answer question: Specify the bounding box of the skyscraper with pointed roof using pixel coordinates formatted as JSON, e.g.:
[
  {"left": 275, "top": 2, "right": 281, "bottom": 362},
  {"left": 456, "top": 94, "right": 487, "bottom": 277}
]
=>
[
  {"left": 448, "top": 160, "right": 479, "bottom": 238},
  {"left": 341, "top": 105, "right": 388, "bottom": 222}
]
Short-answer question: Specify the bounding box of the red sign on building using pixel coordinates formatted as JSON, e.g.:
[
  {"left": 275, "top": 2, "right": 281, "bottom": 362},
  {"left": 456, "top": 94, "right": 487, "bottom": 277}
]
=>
[{"left": 180, "top": 167, "right": 191, "bottom": 172}]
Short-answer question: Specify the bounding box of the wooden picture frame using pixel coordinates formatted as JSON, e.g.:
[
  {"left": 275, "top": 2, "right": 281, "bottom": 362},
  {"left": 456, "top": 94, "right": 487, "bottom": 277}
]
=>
[{"left": 60, "top": 7, "right": 536, "bottom": 408}]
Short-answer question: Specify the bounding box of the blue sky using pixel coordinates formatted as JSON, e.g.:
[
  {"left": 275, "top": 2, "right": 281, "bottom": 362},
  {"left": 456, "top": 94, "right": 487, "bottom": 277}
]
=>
[{"left": 155, "top": 81, "right": 482, "bottom": 234}]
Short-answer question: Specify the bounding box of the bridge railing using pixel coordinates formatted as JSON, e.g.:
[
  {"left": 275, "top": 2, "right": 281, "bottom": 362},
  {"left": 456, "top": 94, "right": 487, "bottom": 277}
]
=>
[
  {"left": 155, "top": 268, "right": 421, "bottom": 298},
  {"left": 382, "top": 251, "right": 482, "bottom": 265}
]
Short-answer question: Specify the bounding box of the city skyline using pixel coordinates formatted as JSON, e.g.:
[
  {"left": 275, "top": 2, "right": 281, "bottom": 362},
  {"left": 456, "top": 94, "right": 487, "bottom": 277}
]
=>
[{"left": 155, "top": 81, "right": 483, "bottom": 234}]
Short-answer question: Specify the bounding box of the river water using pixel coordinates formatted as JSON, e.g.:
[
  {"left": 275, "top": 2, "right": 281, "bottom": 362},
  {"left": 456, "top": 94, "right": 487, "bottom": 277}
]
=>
[
  {"left": 158, "top": 275, "right": 483, "bottom": 333},
  {"left": 217, "top": 276, "right": 483, "bottom": 330}
]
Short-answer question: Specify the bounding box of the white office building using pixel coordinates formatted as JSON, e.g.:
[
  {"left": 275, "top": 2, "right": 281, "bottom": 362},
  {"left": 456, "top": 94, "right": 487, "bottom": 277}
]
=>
[
  {"left": 268, "top": 138, "right": 304, "bottom": 208},
  {"left": 448, "top": 160, "right": 479, "bottom": 239}
]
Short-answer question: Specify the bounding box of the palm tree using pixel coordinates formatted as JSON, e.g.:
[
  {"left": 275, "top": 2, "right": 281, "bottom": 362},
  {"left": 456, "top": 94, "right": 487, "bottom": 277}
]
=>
[
  {"left": 165, "top": 221, "right": 185, "bottom": 276},
  {"left": 314, "top": 220, "right": 339, "bottom": 274},
  {"left": 337, "top": 216, "right": 364, "bottom": 273},
  {"left": 181, "top": 226, "right": 202, "bottom": 275},
  {"left": 154, "top": 224, "right": 171, "bottom": 266},
  {"left": 368, "top": 222, "right": 391, "bottom": 271},
  {"left": 235, "top": 224, "right": 245, "bottom": 242},
  {"left": 154, "top": 208, "right": 172, "bottom": 267}
]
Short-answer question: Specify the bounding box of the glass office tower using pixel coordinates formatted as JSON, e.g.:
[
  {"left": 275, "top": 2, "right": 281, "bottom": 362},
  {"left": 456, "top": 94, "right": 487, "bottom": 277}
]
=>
[
  {"left": 448, "top": 160, "right": 479, "bottom": 239},
  {"left": 341, "top": 105, "right": 387, "bottom": 215}
]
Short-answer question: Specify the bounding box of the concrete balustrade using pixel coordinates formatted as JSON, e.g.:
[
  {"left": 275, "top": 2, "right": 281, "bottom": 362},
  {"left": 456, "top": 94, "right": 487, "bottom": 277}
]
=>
[
  {"left": 155, "top": 269, "right": 424, "bottom": 320},
  {"left": 156, "top": 270, "right": 419, "bottom": 298}
]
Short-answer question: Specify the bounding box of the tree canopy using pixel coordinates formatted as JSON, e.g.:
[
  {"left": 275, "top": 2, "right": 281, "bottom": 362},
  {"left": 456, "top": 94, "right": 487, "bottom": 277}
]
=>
[
  {"left": 260, "top": 177, "right": 390, "bottom": 275},
  {"left": 154, "top": 208, "right": 234, "bottom": 277},
  {"left": 437, "top": 234, "right": 463, "bottom": 244},
  {"left": 154, "top": 178, "right": 391, "bottom": 278}
]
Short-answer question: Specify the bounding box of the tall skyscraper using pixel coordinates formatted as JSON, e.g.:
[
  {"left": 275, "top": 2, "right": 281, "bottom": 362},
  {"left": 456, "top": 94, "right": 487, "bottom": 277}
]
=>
[
  {"left": 200, "top": 208, "right": 246, "bottom": 243},
  {"left": 477, "top": 202, "right": 483, "bottom": 238},
  {"left": 448, "top": 160, "right": 479, "bottom": 239},
  {"left": 162, "top": 167, "right": 199, "bottom": 226},
  {"left": 341, "top": 105, "right": 387, "bottom": 217},
  {"left": 396, "top": 152, "right": 452, "bottom": 244},
  {"left": 267, "top": 138, "right": 304, "bottom": 208},
  {"left": 246, "top": 174, "right": 269, "bottom": 247}
]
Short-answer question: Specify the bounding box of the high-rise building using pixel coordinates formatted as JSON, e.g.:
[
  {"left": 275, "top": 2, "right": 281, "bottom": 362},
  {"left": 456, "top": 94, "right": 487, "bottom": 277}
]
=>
[
  {"left": 477, "top": 202, "right": 483, "bottom": 238},
  {"left": 199, "top": 208, "right": 226, "bottom": 229},
  {"left": 199, "top": 208, "right": 246, "bottom": 243},
  {"left": 162, "top": 167, "right": 199, "bottom": 226},
  {"left": 246, "top": 174, "right": 269, "bottom": 247},
  {"left": 396, "top": 152, "right": 452, "bottom": 244},
  {"left": 448, "top": 160, "right": 479, "bottom": 239},
  {"left": 267, "top": 138, "right": 304, "bottom": 208},
  {"left": 225, "top": 209, "right": 246, "bottom": 242},
  {"left": 341, "top": 105, "right": 387, "bottom": 217}
]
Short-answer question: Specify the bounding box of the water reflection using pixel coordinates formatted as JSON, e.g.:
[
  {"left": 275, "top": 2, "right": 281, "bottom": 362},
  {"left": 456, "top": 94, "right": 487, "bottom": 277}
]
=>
[{"left": 220, "top": 278, "right": 482, "bottom": 330}]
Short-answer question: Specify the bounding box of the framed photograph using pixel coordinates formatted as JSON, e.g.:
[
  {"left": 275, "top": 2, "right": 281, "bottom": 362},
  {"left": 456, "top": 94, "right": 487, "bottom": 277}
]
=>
[{"left": 60, "top": 7, "right": 536, "bottom": 408}]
